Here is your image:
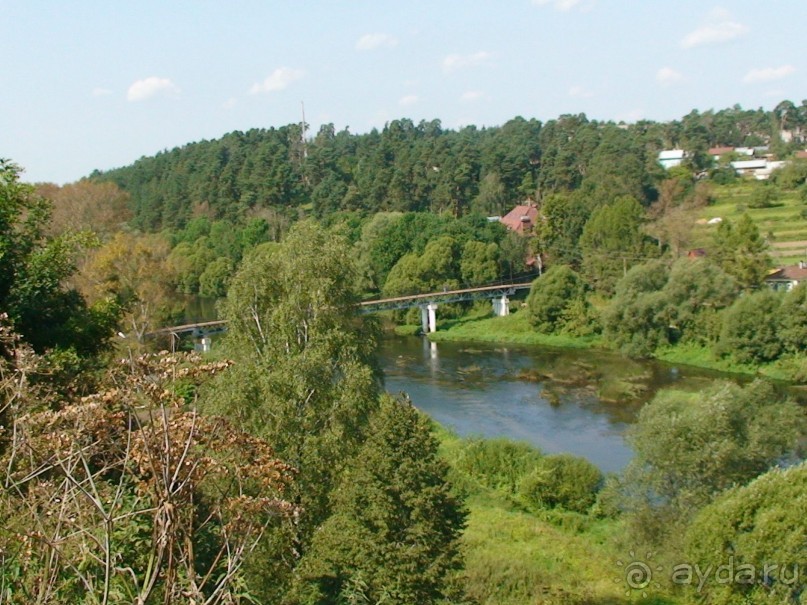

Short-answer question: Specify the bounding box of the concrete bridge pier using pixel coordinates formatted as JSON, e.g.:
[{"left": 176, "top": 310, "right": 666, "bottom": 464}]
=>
[
  {"left": 492, "top": 295, "right": 510, "bottom": 317},
  {"left": 420, "top": 303, "right": 439, "bottom": 333},
  {"left": 192, "top": 329, "right": 212, "bottom": 353}
]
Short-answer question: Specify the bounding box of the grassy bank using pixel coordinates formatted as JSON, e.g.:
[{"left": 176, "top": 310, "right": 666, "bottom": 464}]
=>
[
  {"left": 426, "top": 309, "right": 603, "bottom": 349},
  {"left": 655, "top": 343, "right": 806, "bottom": 383},
  {"left": 433, "top": 425, "right": 678, "bottom": 605}
]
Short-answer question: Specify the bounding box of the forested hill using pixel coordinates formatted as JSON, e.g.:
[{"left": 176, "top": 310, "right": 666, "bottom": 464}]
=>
[{"left": 94, "top": 103, "right": 802, "bottom": 231}]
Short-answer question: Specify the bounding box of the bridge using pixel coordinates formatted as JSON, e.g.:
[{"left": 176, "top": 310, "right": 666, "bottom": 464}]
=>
[
  {"left": 358, "top": 281, "right": 532, "bottom": 333},
  {"left": 148, "top": 280, "right": 534, "bottom": 349}
]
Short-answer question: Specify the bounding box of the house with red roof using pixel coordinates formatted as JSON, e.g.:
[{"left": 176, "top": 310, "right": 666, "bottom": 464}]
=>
[
  {"left": 765, "top": 262, "right": 807, "bottom": 291},
  {"left": 500, "top": 203, "right": 539, "bottom": 235},
  {"left": 709, "top": 146, "right": 735, "bottom": 159}
]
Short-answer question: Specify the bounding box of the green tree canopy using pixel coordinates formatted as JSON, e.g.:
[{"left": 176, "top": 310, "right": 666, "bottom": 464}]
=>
[
  {"left": 620, "top": 380, "right": 804, "bottom": 545},
  {"left": 603, "top": 258, "right": 737, "bottom": 357},
  {"left": 601, "top": 260, "right": 671, "bottom": 357},
  {"left": 717, "top": 289, "right": 783, "bottom": 364},
  {"left": 710, "top": 214, "right": 771, "bottom": 290},
  {"left": 780, "top": 282, "right": 807, "bottom": 354},
  {"left": 685, "top": 463, "right": 806, "bottom": 605},
  {"left": 0, "top": 159, "right": 117, "bottom": 356},
  {"left": 460, "top": 240, "right": 500, "bottom": 286},
  {"left": 202, "top": 221, "right": 387, "bottom": 601},
  {"left": 526, "top": 265, "right": 585, "bottom": 334},
  {"left": 290, "top": 396, "right": 466, "bottom": 604},
  {"left": 579, "top": 196, "right": 657, "bottom": 294},
  {"left": 383, "top": 236, "right": 462, "bottom": 297}
]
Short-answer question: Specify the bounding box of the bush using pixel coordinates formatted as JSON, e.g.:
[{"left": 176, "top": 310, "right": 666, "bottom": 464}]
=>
[
  {"left": 770, "top": 157, "right": 807, "bottom": 189},
  {"left": 451, "top": 437, "right": 543, "bottom": 494},
  {"left": 717, "top": 289, "right": 783, "bottom": 363},
  {"left": 519, "top": 454, "right": 603, "bottom": 513},
  {"left": 709, "top": 165, "right": 737, "bottom": 185},
  {"left": 526, "top": 265, "right": 585, "bottom": 333},
  {"left": 746, "top": 183, "right": 779, "bottom": 208},
  {"left": 780, "top": 282, "right": 807, "bottom": 354},
  {"left": 685, "top": 463, "right": 807, "bottom": 605}
]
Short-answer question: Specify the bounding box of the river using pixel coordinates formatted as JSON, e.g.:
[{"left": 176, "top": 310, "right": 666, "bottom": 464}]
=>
[{"left": 379, "top": 336, "right": 741, "bottom": 474}]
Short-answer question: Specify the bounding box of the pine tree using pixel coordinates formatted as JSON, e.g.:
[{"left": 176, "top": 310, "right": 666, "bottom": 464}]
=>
[{"left": 290, "top": 396, "right": 466, "bottom": 605}]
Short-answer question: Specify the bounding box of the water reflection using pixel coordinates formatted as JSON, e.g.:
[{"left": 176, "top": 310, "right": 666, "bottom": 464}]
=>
[{"left": 380, "top": 337, "right": 735, "bottom": 474}]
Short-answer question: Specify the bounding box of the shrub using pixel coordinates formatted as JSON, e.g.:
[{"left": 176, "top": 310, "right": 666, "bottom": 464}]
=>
[
  {"left": 746, "top": 183, "right": 779, "bottom": 208},
  {"left": 685, "top": 463, "right": 807, "bottom": 605},
  {"left": 526, "top": 265, "right": 585, "bottom": 333},
  {"left": 717, "top": 289, "right": 783, "bottom": 363},
  {"left": 519, "top": 454, "right": 603, "bottom": 513},
  {"left": 451, "top": 437, "right": 543, "bottom": 494},
  {"left": 780, "top": 282, "right": 807, "bottom": 354}
]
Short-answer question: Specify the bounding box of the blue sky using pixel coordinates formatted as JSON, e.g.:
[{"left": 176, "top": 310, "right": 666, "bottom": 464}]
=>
[{"left": 2, "top": 1, "right": 803, "bottom": 184}]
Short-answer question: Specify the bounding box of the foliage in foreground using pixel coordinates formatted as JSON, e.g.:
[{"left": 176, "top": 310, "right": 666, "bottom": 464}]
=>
[
  {"left": 0, "top": 326, "right": 295, "bottom": 604},
  {"left": 203, "top": 221, "right": 467, "bottom": 602},
  {"left": 617, "top": 380, "right": 804, "bottom": 551},
  {"left": 685, "top": 462, "right": 806, "bottom": 605},
  {"left": 0, "top": 159, "right": 118, "bottom": 357}
]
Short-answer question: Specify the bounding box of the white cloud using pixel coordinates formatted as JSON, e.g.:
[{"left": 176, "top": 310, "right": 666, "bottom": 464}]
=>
[
  {"left": 461, "top": 90, "right": 484, "bottom": 102},
  {"left": 356, "top": 33, "right": 398, "bottom": 51},
  {"left": 742, "top": 65, "right": 795, "bottom": 84},
  {"left": 399, "top": 94, "right": 418, "bottom": 107},
  {"left": 568, "top": 85, "right": 593, "bottom": 98},
  {"left": 223, "top": 97, "right": 238, "bottom": 110},
  {"left": 681, "top": 10, "right": 749, "bottom": 49},
  {"left": 656, "top": 67, "right": 684, "bottom": 87},
  {"left": 126, "top": 77, "right": 179, "bottom": 102},
  {"left": 442, "top": 51, "right": 491, "bottom": 72},
  {"left": 532, "top": 0, "right": 586, "bottom": 11},
  {"left": 92, "top": 87, "right": 113, "bottom": 97},
  {"left": 250, "top": 67, "right": 305, "bottom": 94}
]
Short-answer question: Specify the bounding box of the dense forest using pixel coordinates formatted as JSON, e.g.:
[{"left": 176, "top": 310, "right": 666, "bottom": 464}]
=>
[
  {"left": 2, "top": 100, "right": 806, "bottom": 603},
  {"left": 95, "top": 101, "right": 806, "bottom": 232}
]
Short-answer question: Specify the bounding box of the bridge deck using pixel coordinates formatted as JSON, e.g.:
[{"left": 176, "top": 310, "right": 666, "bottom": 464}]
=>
[
  {"left": 359, "top": 281, "right": 531, "bottom": 307},
  {"left": 148, "top": 281, "right": 534, "bottom": 337}
]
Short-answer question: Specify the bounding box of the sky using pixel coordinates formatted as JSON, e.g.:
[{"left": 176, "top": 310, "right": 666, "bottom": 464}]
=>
[{"left": 2, "top": 1, "right": 804, "bottom": 184}]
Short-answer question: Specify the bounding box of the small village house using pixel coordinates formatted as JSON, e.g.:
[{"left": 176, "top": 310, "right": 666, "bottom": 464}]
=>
[
  {"left": 500, "top": 203, "right": 539, "bottom": 236},
  {"left": 765, "top": 262, "right": 807, "bottom": 291}
]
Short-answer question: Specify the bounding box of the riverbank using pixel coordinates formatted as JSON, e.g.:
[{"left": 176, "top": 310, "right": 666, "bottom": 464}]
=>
[
  {"left": 431, "top": 423, "right": 680, "bottom": 605},
  {"left": 424, "top": 310, "right": 603, "bottom": 349},
  {"left": 417, "top": 309, "right": 806, "bottom": 384}
]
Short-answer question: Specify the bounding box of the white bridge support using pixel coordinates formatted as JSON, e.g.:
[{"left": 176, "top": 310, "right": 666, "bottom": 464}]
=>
[
  {"left": 195, "top": 336, "right": 212, "bottom": 353},
  {"left": 420, "top": 303, "right": 439, "bottom": 333},
  {"left": 492, "top": 295, "right": 510, "bottom": 317}
]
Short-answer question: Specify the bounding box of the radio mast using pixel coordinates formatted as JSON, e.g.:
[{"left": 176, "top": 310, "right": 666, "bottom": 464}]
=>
[{"left": 300, "top": 101, "right": 308, "bottom": 160}]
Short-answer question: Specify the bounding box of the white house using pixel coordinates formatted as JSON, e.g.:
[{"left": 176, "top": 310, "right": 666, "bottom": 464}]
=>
[
  {"left": 658, "top": 149, "right": 685, "bottom": 170},
  {"left": 730, "top": 159, "right": 787, "bottom": 180}
]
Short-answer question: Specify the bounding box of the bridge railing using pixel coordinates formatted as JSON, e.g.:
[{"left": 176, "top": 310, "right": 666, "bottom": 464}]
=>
[{"left": 147, "top": 275, "right": 538, "bottom": 338}]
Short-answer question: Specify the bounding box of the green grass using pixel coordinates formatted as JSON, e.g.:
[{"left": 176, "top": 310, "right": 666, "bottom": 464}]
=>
[
  {"left": 655, "top": 343, "right": 805, "bottom": 383},
  {"left": 432, "top": 425, "right": 680, "bottom": 605},
  {"left": 692, "top": 181, "right": 807, "bottom": 263},
  {"left": 392, "top": 324, "right": 421, "bottom": 336},
  {"left": 428, "top": 309, "right": 604, "bottom": 349}
]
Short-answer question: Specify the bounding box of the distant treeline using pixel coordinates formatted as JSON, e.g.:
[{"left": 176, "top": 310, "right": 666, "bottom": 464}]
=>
[{"left": 94, "top": 101, "right": 806, "bottom": 231}]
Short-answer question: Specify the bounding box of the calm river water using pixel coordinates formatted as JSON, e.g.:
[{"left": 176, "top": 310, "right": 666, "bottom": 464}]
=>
[{"left": 379, "top": 336, "right": 740, "bottom": 474}]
